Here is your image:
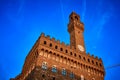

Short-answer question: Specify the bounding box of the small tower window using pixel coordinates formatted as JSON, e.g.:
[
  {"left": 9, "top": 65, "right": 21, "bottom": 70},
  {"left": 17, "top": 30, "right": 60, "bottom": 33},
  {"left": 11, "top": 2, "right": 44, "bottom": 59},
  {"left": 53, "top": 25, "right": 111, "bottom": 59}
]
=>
[
  {"left": 42, "top": 62, "right": 47, "bottom": 70},
  {"left": 52, "top": 65, "right": 57, "bottom": 73},
  {"left": 75, "top": 16, "right": 78, "bottom": 20},
  {"left": 62, "top": 68, "right": 66, "bottom": 76},
  {"left": 70, "top": 72, "right": 74, "bottom": 78}
]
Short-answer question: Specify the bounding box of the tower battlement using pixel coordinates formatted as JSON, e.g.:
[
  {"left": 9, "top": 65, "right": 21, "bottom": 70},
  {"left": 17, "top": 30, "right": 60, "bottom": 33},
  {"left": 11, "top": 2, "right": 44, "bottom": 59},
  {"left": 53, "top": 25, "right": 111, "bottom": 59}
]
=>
[{"left": 39, "top": 32, "right": 103, "bottom": 62}]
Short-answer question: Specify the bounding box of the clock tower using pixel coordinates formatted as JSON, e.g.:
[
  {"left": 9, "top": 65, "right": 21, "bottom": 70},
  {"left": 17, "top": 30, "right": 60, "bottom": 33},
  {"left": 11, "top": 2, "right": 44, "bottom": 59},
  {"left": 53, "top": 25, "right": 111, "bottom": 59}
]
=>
[{"left": 68, "top": 12, "right": 85, "bottom": 52}]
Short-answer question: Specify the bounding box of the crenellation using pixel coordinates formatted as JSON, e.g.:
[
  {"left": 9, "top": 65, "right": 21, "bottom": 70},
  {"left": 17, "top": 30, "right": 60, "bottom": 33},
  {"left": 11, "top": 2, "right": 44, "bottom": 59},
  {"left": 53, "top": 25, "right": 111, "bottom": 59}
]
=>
[
  {"left": 40, "top": 32, "right": 45, "bottom": 37},
  {"left": 61, "top": 42, "right": 65, "bottom": 46},
  {"left": 87, "top": 53, "right": 90, "bottom": 56},
  {"left": 91, "top": 54, "right": 95, "bottom": 58},
  {"left": 51, "top": 37, "right": 55, "bottom": 42},
  {"left": 39, "top": 35, "right": 104, "bottom": 70},
  {"left": 46, "top": 35, "right": 50, "bottom": 39},
  {"left": 66, "top": 44, "right": 70, "bottom": 48},
  {"left": 55, "top": 40, "right": 59, "bottom": 44},
  {"left": 95, "top": 56, "right": 98, "bottom": 59}
]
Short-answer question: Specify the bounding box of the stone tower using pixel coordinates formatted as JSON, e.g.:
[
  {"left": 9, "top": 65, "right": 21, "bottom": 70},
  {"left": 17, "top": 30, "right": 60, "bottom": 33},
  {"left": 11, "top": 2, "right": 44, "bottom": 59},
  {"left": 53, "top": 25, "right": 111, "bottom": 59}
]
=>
[
  {"left": 68, "top": 12, "right": 85, "bottom": 52},
  {"left": 11, "top": 12, "right": 105, "bottom": 80}
]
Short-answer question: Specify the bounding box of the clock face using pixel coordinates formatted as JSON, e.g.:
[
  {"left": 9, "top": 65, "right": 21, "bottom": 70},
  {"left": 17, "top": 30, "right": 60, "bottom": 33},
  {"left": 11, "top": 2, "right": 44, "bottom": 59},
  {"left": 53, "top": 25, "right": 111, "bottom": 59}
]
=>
[{"left": 78, "top": 45, "right": 84, "bottom": 52}]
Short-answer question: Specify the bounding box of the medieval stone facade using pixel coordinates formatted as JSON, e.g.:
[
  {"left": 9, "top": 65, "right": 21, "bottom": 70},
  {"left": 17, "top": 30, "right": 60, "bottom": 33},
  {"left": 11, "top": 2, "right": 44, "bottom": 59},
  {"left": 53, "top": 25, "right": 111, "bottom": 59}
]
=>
[{"left": 11, "top": 12, "right": 105, "bottom": 80}]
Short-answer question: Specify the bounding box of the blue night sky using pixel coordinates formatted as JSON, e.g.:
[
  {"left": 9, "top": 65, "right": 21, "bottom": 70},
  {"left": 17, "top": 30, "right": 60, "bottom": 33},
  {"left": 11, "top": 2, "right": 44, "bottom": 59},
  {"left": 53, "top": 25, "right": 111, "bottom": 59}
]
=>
[{"left": 0, "top": 0, "right": 120, "bottom": 80}]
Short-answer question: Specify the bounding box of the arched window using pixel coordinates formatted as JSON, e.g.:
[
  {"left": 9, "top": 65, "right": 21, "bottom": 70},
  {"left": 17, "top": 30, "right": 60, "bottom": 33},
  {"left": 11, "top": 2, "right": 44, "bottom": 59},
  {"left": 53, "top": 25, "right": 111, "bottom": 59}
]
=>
[
  {"left": 42, "top": 62, "right": 47, "bottom": 70},
  {"left": 42, "top": 74, "right": 45, "bottom": 78},
  {"left": 71, "top": 17, "right": 73, "bottom": 20},
  {"left": 44, "top": 41, "right": 47, "bottom": 45},
  {"left": 79, "top": 55, "right": 81, "bottom": 59},
  {"left": 75, "top": 16, "right": 78, "bottom": 20},
  {"left": 55, "top": 45, "right": 58, "bottom": 49},
  {"left": 52, "top": 65, "right": 57, "bottom": 73},
  {"left": 50, "top": 43, "right": 52, "bottom": 47},
  {"left": 83, "top": 57, "right": 86, "bottom": 61},
  {"left": 92, "top": 60, "right": 94, "bottom": 64},
  {"left": 65, "top": 50, "right": 68, "bottom": 53},
  {"left": 60, "top": 48, "right": 63, "bottom": 51},
  {"left": 52, "top": 77, "right": 55, "bottom": 80},
  {"left": 96, "top": 62, "right": 98, "bottom": 66},
  {"left": 88, "top": 59, "right": 90, "bottom": 62},
  {"left": 70, "top": 52, "right": 72, "bottom": 55},
  {"left": 74, "top": 53, "right": 76, "bottom": 57},
  {"left": 70, "top": 72, "right": 74, "bottom": 78},
  {"left": 62, "top": 68, "right": 66, "bottom": 76}
]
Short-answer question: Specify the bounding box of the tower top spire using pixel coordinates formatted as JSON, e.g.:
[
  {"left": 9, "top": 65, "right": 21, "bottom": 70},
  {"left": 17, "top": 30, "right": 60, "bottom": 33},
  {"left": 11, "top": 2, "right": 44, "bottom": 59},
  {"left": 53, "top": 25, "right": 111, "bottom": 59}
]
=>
[
  {"left": 69, "top": 12, "right": 80, "bottom": 17},
  {"left": 69, "top": 12, "right": 80, "bottom": 22}
]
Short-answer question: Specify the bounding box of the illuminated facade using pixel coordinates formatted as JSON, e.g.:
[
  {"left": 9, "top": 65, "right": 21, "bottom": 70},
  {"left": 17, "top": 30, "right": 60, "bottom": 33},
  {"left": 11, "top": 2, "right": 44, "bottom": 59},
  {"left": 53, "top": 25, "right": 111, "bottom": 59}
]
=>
[{"left": 11, "top": 12, "right": 105, "bottom": 80}]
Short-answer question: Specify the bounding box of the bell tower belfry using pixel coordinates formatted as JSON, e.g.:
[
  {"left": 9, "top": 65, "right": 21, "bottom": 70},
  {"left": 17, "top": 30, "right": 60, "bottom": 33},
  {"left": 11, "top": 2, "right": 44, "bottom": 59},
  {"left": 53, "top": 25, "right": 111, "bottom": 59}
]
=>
[{"left": 68, "top": 12, "right": 85, "bottom": 52}]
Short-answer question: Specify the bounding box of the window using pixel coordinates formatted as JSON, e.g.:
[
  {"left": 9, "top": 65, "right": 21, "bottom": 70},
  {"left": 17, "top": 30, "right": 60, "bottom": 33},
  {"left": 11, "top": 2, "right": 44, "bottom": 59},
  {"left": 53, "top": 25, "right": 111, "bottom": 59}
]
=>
[
  {"left": 52, "top": 65, "right": 57, "bottom": 73},
  {"left": 55, "top": 46, "right": 58, "bottom": 49},
  {"left": 70, "top": 72, "right": 74, "bottom": 78},
  {"left": 42, "top": 74, "right": 45, "bottom": 78},
  {"left": 83, "top": 57, "right": 86, "bottom": 61},
  {"left": 44, "top": 41, "right": 46, "bottom": 45},
  {"left": 96, "top": 62, "right": 98, "bottom": 66},
  {"left": 50, "top": 43, "right": 52, "bottom": 47},
  {"left": 74, "top": 53, "right": 76, "bottom": 57},
  {"left": 65, "top": 50, "right": 68, "bottom": 53},
  {"left": 92, "top": 60, "right": 94, "bottom": 64},
  {"left": 70, "top": 52, "right": 72, "bottom": 55},
  {"left": 88, "top": 59, "right": 90, "bottom": 62},
  {"left": 62, "top": 68, "right": 66, "bottom": 76},
  {"left": 52, "top": 77, "right": 55, "bottom": 80},
  {"left": 79, "top": 55, "right": 81, "bottom": 59},
  {"left": 60, "top": 48, "right": 63, "bottom": 51},
  {"left": 75, "top": 16, "right": 78, "bottom": 20},
  {"left": 42, "top": 62, "right": 47, "bottom": 70}
]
